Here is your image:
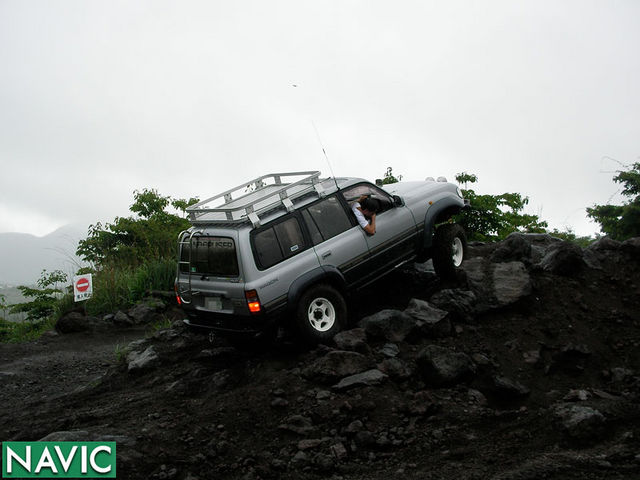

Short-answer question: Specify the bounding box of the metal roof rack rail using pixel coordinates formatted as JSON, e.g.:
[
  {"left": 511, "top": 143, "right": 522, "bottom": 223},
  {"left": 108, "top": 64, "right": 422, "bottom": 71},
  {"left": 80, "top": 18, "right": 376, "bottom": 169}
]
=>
[{"left": 186, "top": 171, "right": 325, "bottom": 227}]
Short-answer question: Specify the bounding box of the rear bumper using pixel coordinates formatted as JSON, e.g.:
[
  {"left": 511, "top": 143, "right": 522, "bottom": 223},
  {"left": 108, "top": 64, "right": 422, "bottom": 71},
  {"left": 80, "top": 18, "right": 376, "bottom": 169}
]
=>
[{"left": 182, "top": 311, "right": 274, "bottom": 334}]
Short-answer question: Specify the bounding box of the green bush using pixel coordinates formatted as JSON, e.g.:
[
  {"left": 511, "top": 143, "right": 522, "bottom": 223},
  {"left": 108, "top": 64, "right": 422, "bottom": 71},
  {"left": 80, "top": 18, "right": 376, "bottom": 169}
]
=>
[{"left": 84, "top": 259, "right": 176, "bottom": 316}]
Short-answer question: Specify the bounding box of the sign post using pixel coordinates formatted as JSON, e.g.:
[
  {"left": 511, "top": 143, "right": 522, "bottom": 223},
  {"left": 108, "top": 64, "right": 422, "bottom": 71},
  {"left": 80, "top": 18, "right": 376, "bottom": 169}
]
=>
[{"left": 73, "top": 274, "right": 93, "bottom": 302}]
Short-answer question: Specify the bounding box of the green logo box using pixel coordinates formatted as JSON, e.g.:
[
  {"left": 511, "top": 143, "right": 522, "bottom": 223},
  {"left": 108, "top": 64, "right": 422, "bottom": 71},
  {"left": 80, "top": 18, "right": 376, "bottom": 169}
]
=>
[{"left": 2, "top": 442, "right": 116, "bottom": 478}]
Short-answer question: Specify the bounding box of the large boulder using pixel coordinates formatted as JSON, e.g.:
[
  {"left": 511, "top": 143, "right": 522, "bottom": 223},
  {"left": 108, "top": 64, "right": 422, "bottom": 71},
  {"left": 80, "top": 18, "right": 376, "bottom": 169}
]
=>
[
  {"left": 303, "top": 350, "right": 373, "bottom": 383},
  {"left": 127, "top": 297, "right": 166, "bottom": 324},
  {"left": 416, "top": 345, "right": 476, "bottom": 386},
  {"left": 359, "top": 309, "right": 417, "bottom": 342},
  {"left": 538, "top": 242, "right": 585, "bottom": 276},
  {"left": 332, "top": 369, "right": 388, "bottom": 391},
  {"left": 553, "top": 404, "right": 607, "bottom": 444},
  {"left": 55, "top": 312, "right": 107, "bottom": 333},
  {"left": 429, "top": 289, "right": 478, "bottom": 323},
  {"left": 127, "top": 346, "right": 160, "bottom": 373},
  {"left": 462, "top": 258, "right": 532, "bottom": 311},
  {"left": 404, "top": 299, "right": 451, "bottom": 337},
  {"left": 333, "top": 328, "right": 370, "bottom": 354}
]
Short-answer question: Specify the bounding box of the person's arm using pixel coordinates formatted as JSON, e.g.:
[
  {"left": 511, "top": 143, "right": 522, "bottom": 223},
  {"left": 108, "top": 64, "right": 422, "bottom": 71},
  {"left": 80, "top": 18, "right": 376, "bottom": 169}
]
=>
[{"left": 363, "top": 213, "right": 376, "bottom": 235}]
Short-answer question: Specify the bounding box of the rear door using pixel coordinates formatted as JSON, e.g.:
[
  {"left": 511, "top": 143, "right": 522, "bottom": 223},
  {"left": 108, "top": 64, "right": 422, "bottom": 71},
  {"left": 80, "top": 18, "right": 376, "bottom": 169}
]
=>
[{"left": 177, "top": 230, "right": 248, "bottom": 315}]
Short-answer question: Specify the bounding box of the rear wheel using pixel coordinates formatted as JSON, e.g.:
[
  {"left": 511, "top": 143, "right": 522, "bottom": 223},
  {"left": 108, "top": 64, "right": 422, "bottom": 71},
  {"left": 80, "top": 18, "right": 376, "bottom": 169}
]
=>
[
  {"left": 432, "top": 223, "right": 467, "bottom": 280},
  {"left": 295, "top": 284, "right": 346, "bottom": 345}
]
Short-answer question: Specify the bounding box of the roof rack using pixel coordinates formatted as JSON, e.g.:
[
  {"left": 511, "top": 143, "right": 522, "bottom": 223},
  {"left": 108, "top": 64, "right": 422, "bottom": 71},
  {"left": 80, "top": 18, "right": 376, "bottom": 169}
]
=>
[{"left": 186, "top": 171, "right": 326, "bottom": 227}]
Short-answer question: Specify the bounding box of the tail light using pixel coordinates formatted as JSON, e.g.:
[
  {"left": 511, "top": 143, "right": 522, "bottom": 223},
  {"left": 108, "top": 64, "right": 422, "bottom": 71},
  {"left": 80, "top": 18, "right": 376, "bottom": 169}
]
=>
[
  {"left": 245, "top": 289, "right": 262, "bottom": 314},
  {"left": 174, "top": 283, "right": 182, "bottom": 306}
]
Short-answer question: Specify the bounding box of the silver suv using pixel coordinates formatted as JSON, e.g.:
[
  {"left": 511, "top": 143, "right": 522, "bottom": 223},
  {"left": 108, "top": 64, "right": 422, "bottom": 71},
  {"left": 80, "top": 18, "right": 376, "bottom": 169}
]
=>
[{"left": 175, "top": 171, "right": 468, "bottom": 344}]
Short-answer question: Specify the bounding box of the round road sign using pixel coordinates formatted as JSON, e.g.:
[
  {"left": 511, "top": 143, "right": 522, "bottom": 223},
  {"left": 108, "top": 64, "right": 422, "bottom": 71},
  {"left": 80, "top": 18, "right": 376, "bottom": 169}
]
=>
[{"left": 76, "top": 277, "right": 90, "bottom": 292}]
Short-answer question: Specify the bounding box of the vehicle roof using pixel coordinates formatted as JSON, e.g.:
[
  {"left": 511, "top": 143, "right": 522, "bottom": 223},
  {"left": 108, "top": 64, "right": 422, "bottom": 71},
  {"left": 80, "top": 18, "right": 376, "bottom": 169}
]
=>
[{"left": 187, "top": 175, "right": 366, "bottom": 231}]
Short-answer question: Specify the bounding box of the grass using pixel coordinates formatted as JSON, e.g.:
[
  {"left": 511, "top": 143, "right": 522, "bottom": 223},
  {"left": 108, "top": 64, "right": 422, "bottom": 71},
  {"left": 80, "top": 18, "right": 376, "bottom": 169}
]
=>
[
  {"left": 0, "top": 259, "right": 177, "bottom": 343},
  {"left": 0, "top": 317, "right": 56, "bottom": 343},
  {"left": 85, "top": 259, "right": 176, "bottom": 316}
]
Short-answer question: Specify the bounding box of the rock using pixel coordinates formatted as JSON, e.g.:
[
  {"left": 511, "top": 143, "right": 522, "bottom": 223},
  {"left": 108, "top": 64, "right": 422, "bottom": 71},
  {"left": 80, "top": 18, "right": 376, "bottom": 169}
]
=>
[
  {"left": 332, "top": 369, "right": 388, "bottom": 391},
  {"left": 539, "top": 242, "right": 585, "bottom": 276},
  {"left": 333, "top": 328, "right": 370, "bottom": 354},
  {"left": 429, "top": 289, "right": 477, "bottom": 323},
  {"left": 113, "top": 310, "right": 133, "bottom": 326},
  {"left": 127, "top": 304, "right": 155, "bottom": 324},
  {"left": 416, "top": 345, "right": 476, "bottom": 386},
  {"left": 278, "top": 415, "right": 315, "bottom": 436},
  {"left": 467, "top": 389, "right": 488, "bottom": 406},
  {"left": 378, "top": 358, "right": 413, "bottom": 380},
  {"left": 345, "top": 420, "right": 364, "bottom": 433},
  {"left": 39, "top": 430, "right": 90, "bottom": 441},
  {"left": 297, "top": 438, "right": 324, "bottom": 450},
  {"left": 621, "top": 236, "right": 640, "bottom": 253},
  {"left": 462, "top": 259, "right": 531, "bottom": 310},
  {"left": 490, "top": 233, "right": 532, "bottom": 263},
  {"left": 380, "top": 343, "right": 400, "bottom": 357},
  {"left": 404, "top": 299, "right": 451, "bottom": 337},
  {"left": 493, "top": 262, "right": 532, "bottom": 305},
  {"left": 554, "top": 404, "right": 606, "bottom": 444},
  {"left": 127, "top": 298, "right": 165, "bottom": 324},
  {"left": 312, "top": 452, "right": 335, "bottom": 472},
  {"left": 270, "top": 397, "right": 289, "bottom": 408},
  {"left": 563, "top": 389, "right": 591, "bottom": 401},
  {"left": 354, "top": 430, "right": 376, "bottom": 447},
  {"left": 55, "top": 312, "right": 105, "bottom": 333},
  {"left": 610, "top": 367, "right": 635, "bottom": 383},
  {"left": 330, "top": 442, "right": 348, "bottom": 460},
  {"left": 587, "top": 236, "right": 621, "bottom": 251},
  {"left": 127, "top": 346, "right": 160, "bottom": 373},
  {"left": 359, "top": 309, "right": 417, "bottom": 342},
  {"left": 290, "top": 450, "right": 309, "bottom": 468},
  {"left": 303, "top": 350, "right": 373, "bottom": 383},
  {"left": 489, "top": 375, "right": 531, "bottom": 399}
]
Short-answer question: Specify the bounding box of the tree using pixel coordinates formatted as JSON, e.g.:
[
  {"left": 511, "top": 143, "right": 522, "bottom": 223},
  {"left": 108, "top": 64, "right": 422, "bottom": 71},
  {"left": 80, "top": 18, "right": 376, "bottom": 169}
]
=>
[
  {"left": 77, "top": 189, "right": 199, "bottom": 268},
  {"left": 453, "top": 172, "right": 548, "bottom": 241},
  {"left": 587, "top": 162, "right": 640, "bottom": 241},
  {"left": 10, "top": 270, "right": 68, "bottom": 323},
  {"left": 380, "top": 167, "right": 403, "bottom": 185},
  {"left": 0, "top": 294, "right": 7, "bottom": 320}
]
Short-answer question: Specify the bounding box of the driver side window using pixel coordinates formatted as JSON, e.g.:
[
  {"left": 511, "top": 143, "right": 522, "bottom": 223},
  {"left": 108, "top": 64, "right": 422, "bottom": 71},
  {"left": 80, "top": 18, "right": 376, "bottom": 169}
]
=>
[{"left": 340, "top": 184, "right": 394, "bottom": 214}]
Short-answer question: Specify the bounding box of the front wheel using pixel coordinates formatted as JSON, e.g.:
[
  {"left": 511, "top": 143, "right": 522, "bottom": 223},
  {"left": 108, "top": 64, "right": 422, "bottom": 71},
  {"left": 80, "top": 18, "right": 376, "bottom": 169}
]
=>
[
  {"left": 432, "top": 223, "right": 467, "bottom": 280},
  {"left": 295, "top": 284, "right": 346, "bottom": 345}
]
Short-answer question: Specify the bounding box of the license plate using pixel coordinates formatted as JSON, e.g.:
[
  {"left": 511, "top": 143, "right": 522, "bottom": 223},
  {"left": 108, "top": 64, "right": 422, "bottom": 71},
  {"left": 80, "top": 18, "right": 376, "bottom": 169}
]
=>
[{"left": 205, "top": 297, "right": 223, "bottom": 311}]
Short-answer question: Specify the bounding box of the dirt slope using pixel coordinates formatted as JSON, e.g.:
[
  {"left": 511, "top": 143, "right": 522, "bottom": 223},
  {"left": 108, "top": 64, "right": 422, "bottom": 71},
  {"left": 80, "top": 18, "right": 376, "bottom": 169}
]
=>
[{"left": 0, "top": 234, "right": 639, "bottom": 480}]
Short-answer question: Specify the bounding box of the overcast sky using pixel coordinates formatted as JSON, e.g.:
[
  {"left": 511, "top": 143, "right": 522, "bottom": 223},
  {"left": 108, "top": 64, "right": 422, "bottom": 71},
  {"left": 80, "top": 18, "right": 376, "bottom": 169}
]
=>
[{"left": 1, "top": 0, "right": 638, "bottom": 238}]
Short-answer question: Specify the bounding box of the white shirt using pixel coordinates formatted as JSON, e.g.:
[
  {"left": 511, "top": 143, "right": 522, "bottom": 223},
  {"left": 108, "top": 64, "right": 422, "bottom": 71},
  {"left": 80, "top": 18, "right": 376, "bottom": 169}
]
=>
[{"left": 352, "top": 202, "right": 369, "bottom": 229}]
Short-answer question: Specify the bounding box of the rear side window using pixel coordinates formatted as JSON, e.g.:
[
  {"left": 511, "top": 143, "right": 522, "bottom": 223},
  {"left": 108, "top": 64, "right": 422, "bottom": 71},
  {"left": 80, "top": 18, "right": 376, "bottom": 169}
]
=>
[
  {"left": 180, "top": 236, "right": 239, "bottom": 277},
  {"left": 303, "top": 196, "right": 352, "bottom": 244},
  {"left": 253, "top": 216, "right": 306, "bottom": 269}
]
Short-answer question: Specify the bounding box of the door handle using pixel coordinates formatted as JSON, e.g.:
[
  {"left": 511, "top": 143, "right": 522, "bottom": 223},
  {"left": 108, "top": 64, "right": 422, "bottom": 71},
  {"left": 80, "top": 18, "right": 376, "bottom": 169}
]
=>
[{"left": 321, "top": 251, "right": 332, "bottom": 259}]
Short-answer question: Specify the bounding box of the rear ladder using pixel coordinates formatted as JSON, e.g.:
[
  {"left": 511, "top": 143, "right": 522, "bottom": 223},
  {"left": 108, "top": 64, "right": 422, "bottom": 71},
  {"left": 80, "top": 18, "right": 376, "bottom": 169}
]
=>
[{"left": 176, "top": 229, "right": 202, "bottom": 304}]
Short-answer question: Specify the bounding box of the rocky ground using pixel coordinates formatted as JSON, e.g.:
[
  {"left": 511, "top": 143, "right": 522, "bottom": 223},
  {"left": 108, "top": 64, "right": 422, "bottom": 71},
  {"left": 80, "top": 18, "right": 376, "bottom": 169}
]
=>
[{"left": 1, "top": 233, "right": 639, "bottom": 480}]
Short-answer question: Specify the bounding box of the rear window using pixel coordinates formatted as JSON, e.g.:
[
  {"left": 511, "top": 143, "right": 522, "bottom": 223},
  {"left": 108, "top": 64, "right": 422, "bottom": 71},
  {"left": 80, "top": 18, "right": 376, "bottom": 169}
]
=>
[
  {"left": 252, "top": 216, "right": 306, "bottom": 270},
  {"left": 180, "top": 236, "right": 239, "bottom": 277}
]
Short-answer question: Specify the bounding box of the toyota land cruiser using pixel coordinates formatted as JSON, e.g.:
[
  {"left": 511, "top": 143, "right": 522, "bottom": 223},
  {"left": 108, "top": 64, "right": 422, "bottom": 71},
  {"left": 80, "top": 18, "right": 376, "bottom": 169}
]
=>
[{"left": 175, "top": 171, "right": 468, "bottom": 344}]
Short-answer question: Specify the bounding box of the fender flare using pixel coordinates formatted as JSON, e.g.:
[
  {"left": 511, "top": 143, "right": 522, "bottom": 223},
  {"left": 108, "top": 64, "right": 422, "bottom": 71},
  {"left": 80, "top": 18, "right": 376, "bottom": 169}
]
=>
[
  {"left": 422, "top": 197, "right": 466, "bottom": 249},
  {"left": 287, "top": 266, "right": 347, "bottom": 313}
]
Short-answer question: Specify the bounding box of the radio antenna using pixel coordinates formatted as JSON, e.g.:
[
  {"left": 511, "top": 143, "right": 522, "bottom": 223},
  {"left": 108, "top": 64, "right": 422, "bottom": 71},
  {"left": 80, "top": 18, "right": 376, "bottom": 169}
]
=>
[{"left": 311, "top": 120, "right": 339, "bottom": 189}]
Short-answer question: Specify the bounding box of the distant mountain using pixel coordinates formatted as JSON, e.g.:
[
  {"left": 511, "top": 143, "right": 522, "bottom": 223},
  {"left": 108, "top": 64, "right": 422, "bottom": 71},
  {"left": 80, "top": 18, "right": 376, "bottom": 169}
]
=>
[{"left": 0, "top": 224, "right": 88, "bottom": 285}]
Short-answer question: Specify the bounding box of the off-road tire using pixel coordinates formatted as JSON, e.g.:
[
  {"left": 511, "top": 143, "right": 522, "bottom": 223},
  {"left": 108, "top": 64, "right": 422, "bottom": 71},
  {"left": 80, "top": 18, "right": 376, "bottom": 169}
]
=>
[
  {"left": 295, "top": 284, "right": 346, "bottom": 345},
  {"left": 432, "top": 223, "right": 467, "bottom": 280}
]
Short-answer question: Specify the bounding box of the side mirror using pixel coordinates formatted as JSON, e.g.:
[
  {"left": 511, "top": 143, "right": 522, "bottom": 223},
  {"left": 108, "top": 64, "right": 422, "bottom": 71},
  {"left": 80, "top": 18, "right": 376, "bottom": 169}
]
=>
[{"left": 393, "top": 195, "right": 404, "bottom": 207}]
